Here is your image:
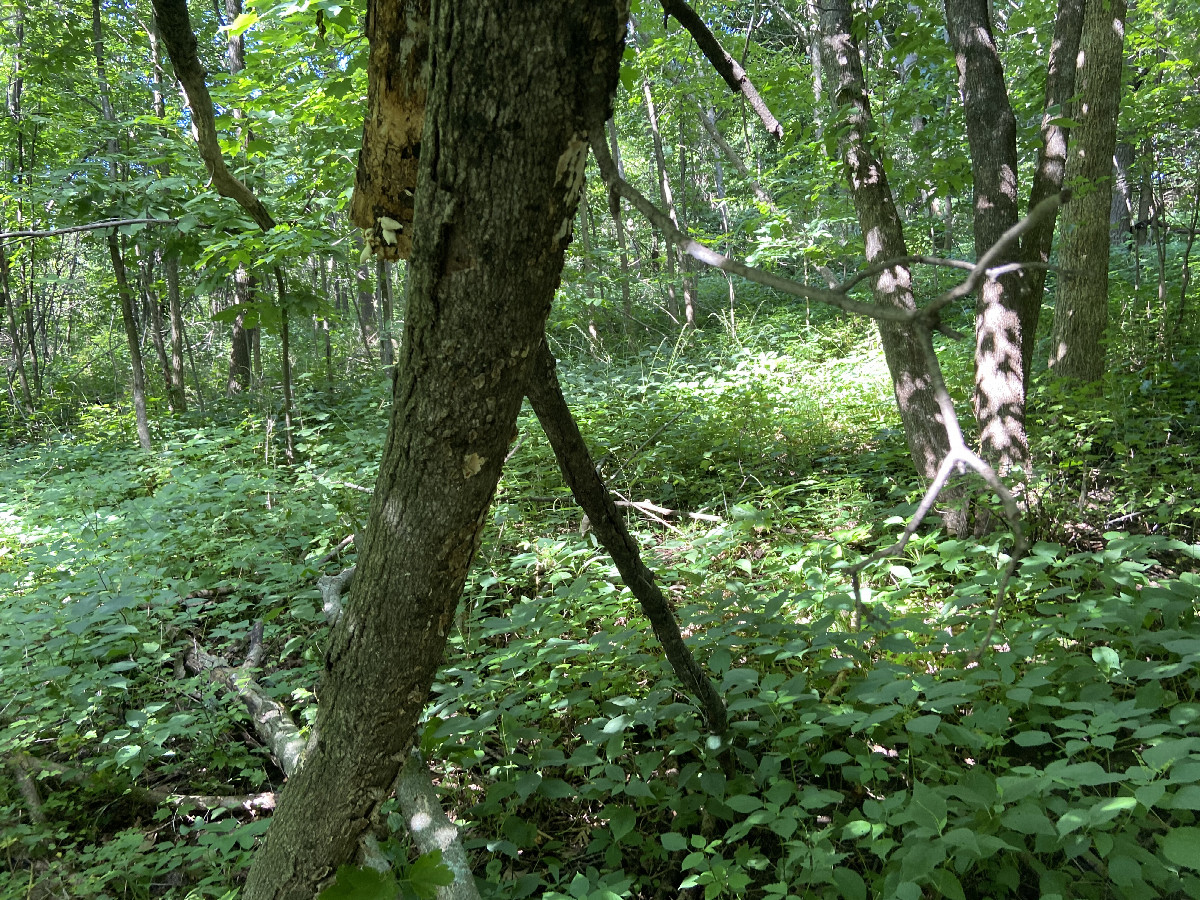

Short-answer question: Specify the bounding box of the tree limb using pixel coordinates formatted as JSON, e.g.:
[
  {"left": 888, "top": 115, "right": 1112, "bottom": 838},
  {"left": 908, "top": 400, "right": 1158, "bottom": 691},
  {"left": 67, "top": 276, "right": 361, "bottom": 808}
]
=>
[
  {"left": 0, "top": 218, "right": 182, "bottom": 242},
  {"left": 659, "top": 0, "right": 783, "bottom": 140}
]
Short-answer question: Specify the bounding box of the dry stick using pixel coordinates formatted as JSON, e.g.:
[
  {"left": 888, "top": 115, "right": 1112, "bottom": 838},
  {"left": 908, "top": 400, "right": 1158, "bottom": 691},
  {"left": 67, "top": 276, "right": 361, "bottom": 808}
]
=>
[
  {"left": 590, "top": 126, "right": 1042, "bottom": 662},
  {"left": 10, "top": 752, "right": 276, "bottom": 814},
  {"left": 526, "top": 340, "right": 728, "bottom": 735}
]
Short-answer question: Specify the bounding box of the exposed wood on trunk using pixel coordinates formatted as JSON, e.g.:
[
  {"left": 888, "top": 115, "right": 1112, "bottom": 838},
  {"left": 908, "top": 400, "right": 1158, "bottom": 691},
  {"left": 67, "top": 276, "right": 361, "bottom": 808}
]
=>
[{"left": 349, "top": 0, "right": 429, "bottom": 260}]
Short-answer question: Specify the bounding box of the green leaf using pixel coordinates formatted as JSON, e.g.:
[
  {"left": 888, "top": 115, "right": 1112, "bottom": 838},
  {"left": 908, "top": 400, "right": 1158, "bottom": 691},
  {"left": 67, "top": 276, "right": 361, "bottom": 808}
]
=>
[
  {"left": 317, "top": 865, "right": 396, "bottom": 900},
  {"left": 405, "top": 850, "right": 455, "bottom": 899},
  {"left": 607, "top": 805, "right": 635, "bottom": 841},
  {"left": 831, "top": 867, "right": 866, "bottom": 900},
  {"left": 1162, "top": 827, "right": 1200, "bottom": 870},
  {"left": 227, "top": 11, "right": 259, "bottom": 36},
  {"left": 661, "top": 832, "right": 688, "bottom": 852},
  {"left": 726, "top": 794, "right": 763, "bottom": 813},
  {"left": 906, "top": 714, "right": 942, "bottom": 734}
]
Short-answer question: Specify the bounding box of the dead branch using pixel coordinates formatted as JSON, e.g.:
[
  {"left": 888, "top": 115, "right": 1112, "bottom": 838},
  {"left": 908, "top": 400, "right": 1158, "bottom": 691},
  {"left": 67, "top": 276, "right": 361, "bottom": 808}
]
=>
[
  {"left": 184, "top": 639, "right": 308, "bottom": 777},
  {"left": 9, "top": 752, "right": 276, "bottom": 813},
  {"left": 311, "top": 533, "right": 356, "bottom": 568}
]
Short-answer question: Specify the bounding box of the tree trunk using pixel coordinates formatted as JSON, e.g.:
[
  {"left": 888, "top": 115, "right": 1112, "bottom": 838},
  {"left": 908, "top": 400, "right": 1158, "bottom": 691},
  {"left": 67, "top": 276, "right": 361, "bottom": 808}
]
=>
[
  {"left": 817, "top": 0, "right": 963, "bottom": 533},
  {"left": 1048, "top": 0, "right": 1127, "bottom": 383},
  {"left": 139, "top": 246, "right": 176, "bottom": 410},
  {"left": 1017, "top": 0, "right": 1084, "bottom": 388},
  {"left": 677, "top": 119, "right": 698, "bottom": 329},
  {"left": 274, "top": 268, "right": 296, "bottom": 464},
  {"left": 1110, "top": 141, "right": 1134, "bottom": 243},
  {"left": 944, "top": 0, "right": 1029, "bottom": 478},
  {"left": 93, "top": 0, "right": 152, "bottom": 450},
  {"left": 164, "top": 252, "right": 187, "bottom": 411},
  {"left": 228, "top": 267, "right": 254, "bottom": 394},
  {"left": 108, "top": 235, "right": 153, "bottom": 451},
  {"left": 605, "top": 118, "right": 634, "bottom": 325},
  {"left": 377, "top": 258, "right": 395, "bottom": 367},
  {"left": 240, "top": 2, "right": 625, "bottom": 896},
  {"left": 0, "top": 245, "right": 33, "bottom": 413},
  {"left": 641, "top": 76, "right": 682, "bottom": 324}
]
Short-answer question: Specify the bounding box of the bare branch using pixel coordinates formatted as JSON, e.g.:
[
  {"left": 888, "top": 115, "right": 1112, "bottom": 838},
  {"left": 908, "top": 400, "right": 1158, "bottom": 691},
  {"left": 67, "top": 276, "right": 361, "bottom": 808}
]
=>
[
  {"left": 0, "top": 218, "right": 181, "bottom": 242},
  {"left": 589, "top": 128, "right": 910, "bottom": 322}
]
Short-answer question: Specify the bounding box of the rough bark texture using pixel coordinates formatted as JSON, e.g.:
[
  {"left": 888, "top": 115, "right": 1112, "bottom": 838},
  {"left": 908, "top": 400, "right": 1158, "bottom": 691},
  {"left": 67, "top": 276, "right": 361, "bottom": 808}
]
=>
[
  {"left": 817, "top": 0, "right": 962, "bottom": 533},
  {"left": 526, "top": 341, "right": 726, "bottom": 732},
  {"left": 349, "top": 0, "right": 429, "bottom": 259},
  {"left": 1048, "top": 0, "right": 1127, "bottom": 382},
  {"left": 240, "top": 2, "right": 627, "bottom": 897},
  {"left": 944, "top": 0, "right": 1029, "bottom": 477},
  {"left": 1018, "top": 0, "right": 1084, "bottom": 386}
]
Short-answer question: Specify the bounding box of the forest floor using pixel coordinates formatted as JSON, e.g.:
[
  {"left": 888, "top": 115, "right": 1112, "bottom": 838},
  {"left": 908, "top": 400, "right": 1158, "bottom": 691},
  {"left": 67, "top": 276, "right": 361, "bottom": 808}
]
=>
[{"left": 2, "top": 307, "right": 1199, "bottom": 900}]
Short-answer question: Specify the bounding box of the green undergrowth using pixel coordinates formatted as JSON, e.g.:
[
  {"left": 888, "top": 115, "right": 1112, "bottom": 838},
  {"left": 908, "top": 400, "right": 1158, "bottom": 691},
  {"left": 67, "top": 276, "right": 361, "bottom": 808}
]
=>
[{"left": 2, "top": 325, "right": 1199, "bottom": 899}]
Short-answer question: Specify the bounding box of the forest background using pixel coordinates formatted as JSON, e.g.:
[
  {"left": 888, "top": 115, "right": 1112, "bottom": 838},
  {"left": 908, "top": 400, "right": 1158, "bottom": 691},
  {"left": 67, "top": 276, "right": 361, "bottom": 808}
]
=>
[{"left": 2, "top": 0, "right": 1200, "bottom": 897}]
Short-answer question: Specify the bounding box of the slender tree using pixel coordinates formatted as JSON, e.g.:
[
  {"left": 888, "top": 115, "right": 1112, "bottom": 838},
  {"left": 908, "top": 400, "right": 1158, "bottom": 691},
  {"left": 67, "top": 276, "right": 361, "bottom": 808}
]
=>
[
  {"left": 817, "top": 0, "right": 964, "bottom": 533},
  {"left": 945, "top": 0, "right": 1029, "bottom": 478},
  {"left": 1049, "top": 0, "right": 1128, "bottom": 382}
]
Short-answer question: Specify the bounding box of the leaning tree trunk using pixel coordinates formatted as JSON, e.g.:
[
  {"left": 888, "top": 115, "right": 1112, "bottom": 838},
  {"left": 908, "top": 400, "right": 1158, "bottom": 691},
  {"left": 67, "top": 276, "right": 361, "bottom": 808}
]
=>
[
  {"left": 526, "top": 341, "right": 726, "bottom": 732},
  {"left": 240, "top": 1, "right": 626, "bottom": 897},
  {"left": 944, "top": 0, "right": 1030, "bottom": 478},
  {"left": 817, "top": 0, "right": 963, "bottom": 533},
  {"left": 1048, "top": 0, "right": 1127, "bottom": 383}
]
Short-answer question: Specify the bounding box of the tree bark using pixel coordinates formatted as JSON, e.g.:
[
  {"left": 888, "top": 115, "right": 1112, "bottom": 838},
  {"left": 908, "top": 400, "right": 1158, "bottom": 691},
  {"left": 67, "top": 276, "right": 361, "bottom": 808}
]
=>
[
  {"left": 816, "top": 0, "right": 963, "bottom": 533},
  {"left": 944, "top": 0, "right": 1029, "bottom": 477},
  {"left": 1048, "top": 0, "right": 1127, "bottom": 383},
  {"left": 525, "top": 341, "right": 726, "bottom": 732},
  {"left": 240, "top": 1, "right": 625, "bottom": 896},
  {"left": 1017, "top": 0, "right": 1084, "bottom": 388}
]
